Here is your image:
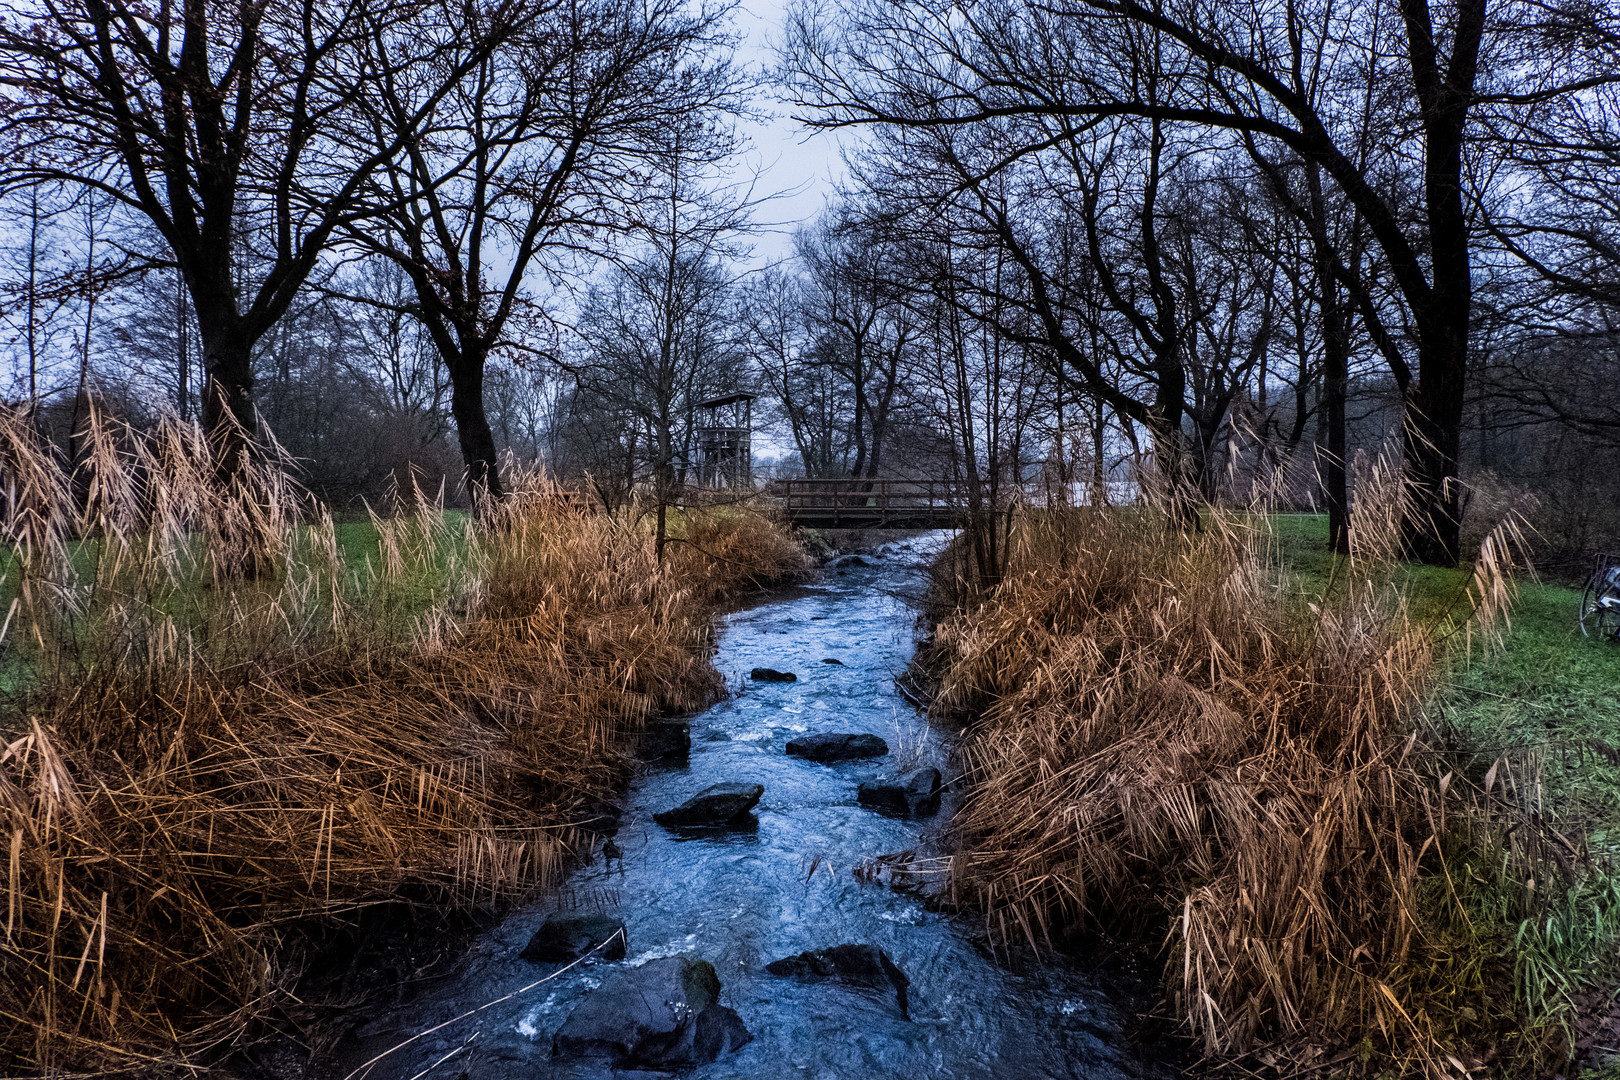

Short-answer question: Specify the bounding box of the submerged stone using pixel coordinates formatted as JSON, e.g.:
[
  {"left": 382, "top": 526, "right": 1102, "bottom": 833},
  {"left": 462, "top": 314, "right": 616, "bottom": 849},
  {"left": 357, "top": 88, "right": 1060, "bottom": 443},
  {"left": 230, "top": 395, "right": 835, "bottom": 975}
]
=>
[
  {"left": 750, "top": 667, "right": 797, "bottom": 682},
  {"left": 858, "top": 767, "right": 943, "bottom": 818},
  {"left": 573, "top": 798, "right": 621, "bottom": 836},
  {"left": 640, "top": 720, "right": 691, "bottom": 760},
  {"left": 520, "top": 913, "right": 626, "bottom": 964},
  {"left": 822, "top": 658, "right": 844, "bottom": 665},
  {"left": 553, "top": 955, "right": 751, "bottom": 1067},
  {"left": 785, "top": 732, "right": 888, "bottom": 761},
  {"left": 653, "top": 782, "right": 764, "bottom": 828},
  {"left": 765, "top": 944, "right": 910, "bottom": 1017}
]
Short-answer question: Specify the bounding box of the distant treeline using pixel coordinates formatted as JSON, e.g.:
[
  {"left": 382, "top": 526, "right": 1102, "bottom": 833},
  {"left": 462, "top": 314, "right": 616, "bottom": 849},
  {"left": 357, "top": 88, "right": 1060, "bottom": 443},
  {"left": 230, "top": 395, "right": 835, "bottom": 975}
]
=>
[{"left": 2, "top": 0, "right": 1618, "bottom": 570}]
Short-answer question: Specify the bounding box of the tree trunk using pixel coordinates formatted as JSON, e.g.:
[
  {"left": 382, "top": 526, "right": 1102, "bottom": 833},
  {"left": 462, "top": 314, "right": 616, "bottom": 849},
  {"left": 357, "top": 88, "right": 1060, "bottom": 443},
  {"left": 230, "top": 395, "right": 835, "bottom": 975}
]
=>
[
  {"left": 1403, "top": 333, "right": 1467, "bottom": 564},
  {"left": 445, "top": 349, "right": 505, "bottom": 509},
  {"left": 193, "top": 319, "right": 275, "bottom": 575},
  {"left": 1402, "top": 79, "right": 1474, "bottom": 566},
  {"left": 1304, "top": 164, "right": 1351, "bottom": 555},
  {"left": 1322, "top": 325, "right": 1349, "bottom": 554},
  {"left": 1390, "top": 0, "right": 1480, "bottom": 567},
  {"left": 1311, "top": 267, "right": 1350, "bottom": 555},
  {"left": 197, "top": 301, "right": 261, "bottom": 491},
  {"left": 1149, "top": 369, "right": 1198, "bottom": 526}
]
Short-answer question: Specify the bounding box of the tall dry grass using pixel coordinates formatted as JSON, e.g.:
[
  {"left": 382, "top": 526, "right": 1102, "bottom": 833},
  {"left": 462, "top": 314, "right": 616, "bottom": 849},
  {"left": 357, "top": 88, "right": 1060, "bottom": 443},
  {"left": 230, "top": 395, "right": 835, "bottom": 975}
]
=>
[
  {"left": 0, "top": 408, "right": 804, "bottom": 1072},
  {"left": 930, "top": 462, "right": 1532, "bottom": 1071}
]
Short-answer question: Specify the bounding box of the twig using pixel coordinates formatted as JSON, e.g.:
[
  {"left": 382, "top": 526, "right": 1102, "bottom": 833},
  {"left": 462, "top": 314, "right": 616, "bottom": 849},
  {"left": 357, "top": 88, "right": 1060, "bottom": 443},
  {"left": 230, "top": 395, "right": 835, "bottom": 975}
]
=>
[
  {"left": 342, "top": 928, "right": 625, "bottom": 1080},
  {"left": 404, "top": 1031, "right": 478, "bottom": 1080}
]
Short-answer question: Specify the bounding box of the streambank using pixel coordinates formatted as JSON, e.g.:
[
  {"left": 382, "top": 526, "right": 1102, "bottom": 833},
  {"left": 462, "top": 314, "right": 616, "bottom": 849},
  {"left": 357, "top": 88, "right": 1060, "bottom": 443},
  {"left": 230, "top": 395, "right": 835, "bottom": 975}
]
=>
[{"left": 328, "top": 535, "right": 1178, "bottom": 1080}]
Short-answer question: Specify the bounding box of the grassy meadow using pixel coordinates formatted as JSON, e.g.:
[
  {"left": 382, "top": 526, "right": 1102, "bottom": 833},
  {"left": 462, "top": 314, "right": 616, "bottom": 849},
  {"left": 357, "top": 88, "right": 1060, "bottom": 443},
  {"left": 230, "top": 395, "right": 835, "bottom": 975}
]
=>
[
  {"left": 928, "top": 500, "right": 1620, "bottom": 1078},
  {"left": 0, "top": 407, "right": 807, "bottom": 1073}
]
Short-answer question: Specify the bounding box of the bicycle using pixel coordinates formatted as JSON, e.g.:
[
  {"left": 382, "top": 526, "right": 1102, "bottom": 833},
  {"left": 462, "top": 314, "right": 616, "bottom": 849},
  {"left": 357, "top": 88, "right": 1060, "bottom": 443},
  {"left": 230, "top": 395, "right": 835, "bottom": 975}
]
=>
[{"left": 1579, "top": 553, "right": 1620, "bottom": 639}]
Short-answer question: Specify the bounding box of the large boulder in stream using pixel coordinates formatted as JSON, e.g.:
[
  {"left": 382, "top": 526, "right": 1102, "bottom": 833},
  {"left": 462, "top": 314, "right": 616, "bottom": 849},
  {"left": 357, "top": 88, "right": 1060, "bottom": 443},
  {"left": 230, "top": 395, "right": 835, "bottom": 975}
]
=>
[
  {"left": 858, "top": 768, "right": 943, "bottom": 818},
  {"left": 750, "top": 667, "right": 797, "bottom": 683},
  {"left": 553, "top": 955, "right": 751, "bottom": 1067},
  {"left": 520, "top": 913, "right": 625, "bottom": 964},
  {"left": 765, "top": 944, "right": 910, "bottom": 1017},
  {"left": 653, "top": 782, "right": 764, "bottom": 829},
  {"left": 785, "top": 732, "right": 888, "bottom": 762}
]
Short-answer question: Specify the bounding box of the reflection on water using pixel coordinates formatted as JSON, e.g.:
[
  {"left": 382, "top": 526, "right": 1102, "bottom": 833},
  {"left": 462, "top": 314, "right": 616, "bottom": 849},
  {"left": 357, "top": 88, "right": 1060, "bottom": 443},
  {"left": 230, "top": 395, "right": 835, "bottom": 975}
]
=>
[{"left": 339, "top": 534, "right": 1175, "bottom": 1079}]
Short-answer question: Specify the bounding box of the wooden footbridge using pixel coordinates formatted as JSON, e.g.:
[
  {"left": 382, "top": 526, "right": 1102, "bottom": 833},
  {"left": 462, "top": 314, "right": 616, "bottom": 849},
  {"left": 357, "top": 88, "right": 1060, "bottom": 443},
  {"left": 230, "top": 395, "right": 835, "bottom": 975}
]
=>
[{"left": 769, "top": 478, "right": 965, "bottom": 529}]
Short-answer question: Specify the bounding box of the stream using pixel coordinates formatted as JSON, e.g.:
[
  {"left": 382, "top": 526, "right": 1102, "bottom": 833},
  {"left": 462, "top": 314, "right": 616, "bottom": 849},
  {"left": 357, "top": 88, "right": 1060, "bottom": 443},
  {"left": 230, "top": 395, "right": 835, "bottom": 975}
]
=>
[{"left": 339, "top": 535, "right": 1175, "bottom": 1080}]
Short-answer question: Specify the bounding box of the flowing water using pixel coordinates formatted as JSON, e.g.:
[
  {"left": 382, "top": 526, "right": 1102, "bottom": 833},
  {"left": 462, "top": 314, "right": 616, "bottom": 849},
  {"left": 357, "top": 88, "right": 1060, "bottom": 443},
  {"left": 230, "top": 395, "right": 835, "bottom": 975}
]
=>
[{"left": 341, "top": 535, "right": 1175, "bottom": 1080}]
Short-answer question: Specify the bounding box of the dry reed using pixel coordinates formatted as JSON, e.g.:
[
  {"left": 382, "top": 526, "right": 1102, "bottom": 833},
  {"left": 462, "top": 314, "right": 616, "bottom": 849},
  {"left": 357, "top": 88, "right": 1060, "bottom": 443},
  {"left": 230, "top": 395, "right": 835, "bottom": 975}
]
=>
[
  {"left": 931, "top": 463, "right": 1531, "bottom": 1072},
  {"left": 0, "top": 407, "right": 804, "bottom": 1073}
]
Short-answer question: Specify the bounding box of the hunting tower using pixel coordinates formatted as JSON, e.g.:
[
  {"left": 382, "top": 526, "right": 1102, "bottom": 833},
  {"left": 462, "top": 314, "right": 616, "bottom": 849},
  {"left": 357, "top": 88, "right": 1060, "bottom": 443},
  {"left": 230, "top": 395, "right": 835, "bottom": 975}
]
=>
[{"left": 694, "top": 392, "right": 754, "bottom": 490}]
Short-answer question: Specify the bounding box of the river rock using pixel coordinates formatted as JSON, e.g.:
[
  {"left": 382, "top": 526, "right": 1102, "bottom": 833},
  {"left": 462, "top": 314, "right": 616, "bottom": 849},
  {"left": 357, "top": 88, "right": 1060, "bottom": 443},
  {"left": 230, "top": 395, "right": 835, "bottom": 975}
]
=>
[
  {"left": 857, "top": 768, "right": 943, "bottom": 818},
  {"left": 640, "top": 720, "right": 691, "bottom": 760},
  {"left": 750, "top": 667, "right": 797, "bottom": 683},
  {"left": 765, "top": 944, "right": 910, "bottom": 1017},
  {"left": 785, "top": 732, "right": 888, "bottom": 761},
  {"left": 822, "top": 658, "right": 844, "bottom": 665},
  {"left": 837, "top": 555, "right": 870, "bottom": 567},
  {"left": 520, "top": 913, "right": 626, "bottom": 964},
  {"left": 552, "top": 955, "right": 751, "bottom": 1067},
  {"left": 653, "top": 782, "right": 764, "bottom": 828}
]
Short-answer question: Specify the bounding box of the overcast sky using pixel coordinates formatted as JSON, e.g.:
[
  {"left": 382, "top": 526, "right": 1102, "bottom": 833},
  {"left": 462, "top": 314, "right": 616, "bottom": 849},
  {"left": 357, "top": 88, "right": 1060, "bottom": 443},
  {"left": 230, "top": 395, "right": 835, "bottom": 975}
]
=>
[{"left": 731, "top": 0, "right": 853, "bottom": 263}]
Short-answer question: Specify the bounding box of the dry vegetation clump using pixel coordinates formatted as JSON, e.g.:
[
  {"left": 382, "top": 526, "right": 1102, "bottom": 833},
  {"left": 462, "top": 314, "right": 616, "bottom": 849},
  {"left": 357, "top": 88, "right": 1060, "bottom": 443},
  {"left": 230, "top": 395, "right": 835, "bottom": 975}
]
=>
[
  {"left": 0, "top": 408, "right": 805, "bottom": 1072},
  {"left": 930, "top": 469, "right": 1531, "bottom": 1071},
  {"left": 1457, "top": 470, "right": 1544, "bottom": 575},
  {"left": 664, "top": 501, "right": 811, "bottom": 605}
]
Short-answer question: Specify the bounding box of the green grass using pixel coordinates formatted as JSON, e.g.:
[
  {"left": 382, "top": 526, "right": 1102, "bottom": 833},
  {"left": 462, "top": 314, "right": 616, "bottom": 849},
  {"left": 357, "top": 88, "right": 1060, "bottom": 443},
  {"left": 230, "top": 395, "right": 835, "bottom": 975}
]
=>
[
  {"left": 1269, "top": 511, "right": 1477, "bottom": 624},
  {"left": 1275, "top": 512, "right": 1620, "bottom": 1074},
  {"left": 0, "top": 514, "right": 475, "bottom": 697}
]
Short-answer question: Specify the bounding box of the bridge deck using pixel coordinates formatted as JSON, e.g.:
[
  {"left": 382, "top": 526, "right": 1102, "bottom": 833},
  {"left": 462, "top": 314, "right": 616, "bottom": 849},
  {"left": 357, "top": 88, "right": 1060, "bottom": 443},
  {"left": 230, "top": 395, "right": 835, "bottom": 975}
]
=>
[{"left": 771, "top": 478, "right": 963, "bottom": 529}]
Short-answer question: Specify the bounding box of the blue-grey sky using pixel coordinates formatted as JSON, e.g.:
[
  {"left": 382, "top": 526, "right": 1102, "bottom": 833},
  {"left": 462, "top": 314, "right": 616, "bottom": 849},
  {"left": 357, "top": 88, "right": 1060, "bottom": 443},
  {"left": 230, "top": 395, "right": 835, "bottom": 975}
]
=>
[{"left": 732, "top": 0, "right": 852, "bottom": 263}]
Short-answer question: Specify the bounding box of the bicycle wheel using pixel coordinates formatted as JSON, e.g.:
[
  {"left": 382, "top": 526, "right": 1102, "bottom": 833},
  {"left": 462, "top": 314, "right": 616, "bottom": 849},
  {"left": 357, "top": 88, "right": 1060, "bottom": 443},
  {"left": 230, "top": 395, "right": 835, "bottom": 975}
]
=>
[{"left": 1580, "top": 574, "right": 1620, "bottom": 639}]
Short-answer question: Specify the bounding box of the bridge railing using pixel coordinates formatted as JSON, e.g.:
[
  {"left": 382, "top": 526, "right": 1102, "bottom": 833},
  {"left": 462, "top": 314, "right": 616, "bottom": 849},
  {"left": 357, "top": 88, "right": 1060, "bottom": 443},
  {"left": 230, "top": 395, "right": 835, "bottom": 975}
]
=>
[{"left": 769, "top": 478, "right": 965, "bottom": 524}]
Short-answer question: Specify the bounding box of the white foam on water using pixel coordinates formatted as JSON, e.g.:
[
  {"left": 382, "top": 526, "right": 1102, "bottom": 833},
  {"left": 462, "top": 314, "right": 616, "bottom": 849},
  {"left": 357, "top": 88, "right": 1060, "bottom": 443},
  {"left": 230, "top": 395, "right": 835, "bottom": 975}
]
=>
[
  {"left": 630, "top": 934, "right": 699, "bottom": 965},
  {"left": 515, "top": 992, "right": 559, "bottom": 1037}
]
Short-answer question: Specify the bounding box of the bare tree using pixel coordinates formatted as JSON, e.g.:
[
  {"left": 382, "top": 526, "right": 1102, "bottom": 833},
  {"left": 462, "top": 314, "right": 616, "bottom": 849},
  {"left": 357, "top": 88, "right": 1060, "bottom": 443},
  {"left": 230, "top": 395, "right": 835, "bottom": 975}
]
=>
[
  {"left": 105, "top": 260, "right": 202, "bottom": 419},
  {"left": 786, "top": 0, "right": 1615, "bottom": 562},
  {"left": 905, "top": 228, "right": 1046, "bottom": 585},
  {"left": 343, "top": 0, "right": 743, "bottom": 505},
  {"left": 340, "top": 261, "right": 449, "bottom": 432},
  {"left": 0, "top": 0, "right": 530, "bottom": 476},
  {"left": 0, "top": 181, "right": 76, "bottom": 409},
  {"left": 795, "top": 207, "right": 917, "bottom": 480},
  {"left": 837, "top": 108, "right": 1278, "bottom": 514},
  {"left": 572, "top": 147, "right": 755, "bottom": 557},
  {"left": 741, "top": 266, "right": 855, "bottom": 476}
]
